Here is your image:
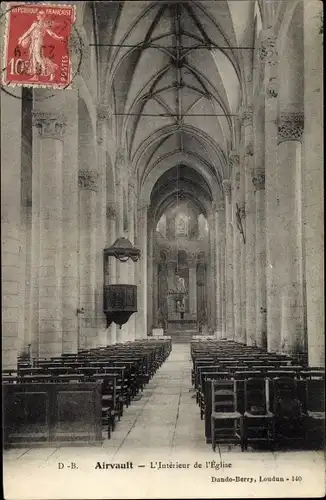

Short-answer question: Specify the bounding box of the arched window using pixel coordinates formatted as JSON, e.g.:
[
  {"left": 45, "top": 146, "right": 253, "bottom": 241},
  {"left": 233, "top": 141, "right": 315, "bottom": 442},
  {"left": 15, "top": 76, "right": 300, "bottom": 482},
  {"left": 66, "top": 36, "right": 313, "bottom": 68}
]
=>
[
  {"left": 198, "top": 214, "right": 208, "bottom": 239},
  {"left": 175, "top": 212, "right": 189, "bottom": 237}
]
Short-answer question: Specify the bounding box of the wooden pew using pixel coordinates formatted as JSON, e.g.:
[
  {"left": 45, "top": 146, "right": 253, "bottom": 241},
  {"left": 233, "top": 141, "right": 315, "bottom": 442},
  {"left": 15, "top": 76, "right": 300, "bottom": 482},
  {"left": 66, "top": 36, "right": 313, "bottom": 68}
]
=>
[{"left": 3, "top": 381, "right": 103, "bottom": 448}]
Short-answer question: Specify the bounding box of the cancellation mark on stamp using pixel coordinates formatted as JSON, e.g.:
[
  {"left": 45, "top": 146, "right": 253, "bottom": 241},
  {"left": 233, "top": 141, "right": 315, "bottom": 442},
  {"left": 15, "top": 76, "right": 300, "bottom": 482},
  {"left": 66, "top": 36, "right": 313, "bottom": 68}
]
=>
[{"left": 2, "top": 3, "right": 77, "bottom": 90}]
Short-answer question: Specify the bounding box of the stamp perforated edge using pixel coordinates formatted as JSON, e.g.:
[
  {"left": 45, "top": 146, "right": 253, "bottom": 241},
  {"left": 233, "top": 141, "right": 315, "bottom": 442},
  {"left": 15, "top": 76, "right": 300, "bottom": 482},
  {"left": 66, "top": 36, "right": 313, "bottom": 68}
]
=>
[{"left": 1, "top": 2, "right": 77, "bottom": 90}]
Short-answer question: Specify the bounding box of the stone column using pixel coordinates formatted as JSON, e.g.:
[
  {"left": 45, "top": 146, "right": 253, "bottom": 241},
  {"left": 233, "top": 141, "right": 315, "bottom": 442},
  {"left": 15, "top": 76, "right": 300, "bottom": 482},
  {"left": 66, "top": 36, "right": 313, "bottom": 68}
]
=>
[
  {"left": 147, "top": 210, "right": 155, "bottom": 334},
  {"left": 114, "top": 155, "right": 130, "bottom": 342},
  {"left": 303, "top": 0, "right": 324, "bottom": 367},
  {"left": 127, "top": 182, "right": 136, "bottom": 341},
  {"left": 240, "top": 107, "right": 256, "bottom": 346},
  {"left": 78, "top": 169, "right": 98, "bottom": 349},
  {"left": 32, "top": 104, "right": 66, "bottom": 358},
  {"left": 189, "top": 265, "right": 197, "bottom": 318},
  {"left": 94, "top": 109, "right": 109, "bottom": 347},
  {"left": 253, "top": 171, "right": 267, "bottom": 348},
  {"left": 277, "top": 113, "right": 305, "bottom": 355},
  {"left": 259, "top": 28, "right": 281, "bottom": 353},
  {"left": 106, "top": 204, "right": 117, "bottom": 344},
  {"left": 230, "top": 152, "right": 242, "bottom": 343},
  {"left": 136, "top": 202, "right": 148, "bottom": 338},
  {"left": 1, "top": 88, "right": 22, "bottom": 368},
  {"left": 62, "top": 89, "right": 79, "bottom": 354},
  {"left": 222, "top": 180, "right": 234, "bottom": 339},
  {"left": 208, "top": 209, "right": 217, "bottom": 332},
  {"left": 215, "top": 200, "right": 226, "bottom": 338}
]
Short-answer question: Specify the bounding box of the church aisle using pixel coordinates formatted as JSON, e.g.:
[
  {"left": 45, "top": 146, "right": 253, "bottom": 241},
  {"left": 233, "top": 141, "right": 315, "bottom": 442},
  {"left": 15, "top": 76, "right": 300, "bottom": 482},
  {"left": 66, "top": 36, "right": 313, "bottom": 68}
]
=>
[{"left": 3, "top": 344, "right": 324, "bottom": 500}]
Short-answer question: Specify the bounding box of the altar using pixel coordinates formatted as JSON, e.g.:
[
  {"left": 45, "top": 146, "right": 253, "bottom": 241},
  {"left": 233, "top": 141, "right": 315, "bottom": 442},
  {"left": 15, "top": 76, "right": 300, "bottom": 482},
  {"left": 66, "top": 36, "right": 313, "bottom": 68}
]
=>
[{"left": 167, "top": 319, "right": 198, "bottom": 331}]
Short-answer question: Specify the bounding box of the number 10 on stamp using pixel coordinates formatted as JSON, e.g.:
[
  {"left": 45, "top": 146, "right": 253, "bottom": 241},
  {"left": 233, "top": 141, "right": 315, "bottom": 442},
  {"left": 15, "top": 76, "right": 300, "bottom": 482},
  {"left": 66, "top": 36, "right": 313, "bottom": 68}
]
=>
[{"left": 2, "top": 3, "right": 76, "bottom": 89}]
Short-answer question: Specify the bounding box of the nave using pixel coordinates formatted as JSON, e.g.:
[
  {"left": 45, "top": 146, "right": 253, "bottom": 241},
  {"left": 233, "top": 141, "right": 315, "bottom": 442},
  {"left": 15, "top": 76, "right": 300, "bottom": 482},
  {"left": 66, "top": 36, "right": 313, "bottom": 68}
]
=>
[{"left": 3, "top": 343, "right": 325, "bottom": 499}]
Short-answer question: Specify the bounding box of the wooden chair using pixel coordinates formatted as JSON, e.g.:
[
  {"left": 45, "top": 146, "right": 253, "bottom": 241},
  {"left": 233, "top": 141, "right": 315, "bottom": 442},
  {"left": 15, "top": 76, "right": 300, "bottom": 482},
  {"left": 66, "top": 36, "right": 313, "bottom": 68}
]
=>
[
  {"left": 304, "top": 378, "right": 325, "bottom": 449},
  {"left": 211, "top": 379, "right": 243, "bottom": 452},
  {"left": 272, "top": 377, "right": 305, "bottom": 448},
  {"left": 243, "top": 378, "right": 275, "bottom": 451}
]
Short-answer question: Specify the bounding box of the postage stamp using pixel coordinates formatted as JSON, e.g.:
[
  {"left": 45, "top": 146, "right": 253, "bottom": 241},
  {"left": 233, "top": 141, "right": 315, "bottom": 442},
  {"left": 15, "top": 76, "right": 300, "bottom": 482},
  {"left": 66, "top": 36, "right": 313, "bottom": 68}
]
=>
[{"left": 2, "top": 3, "right": 76, "bottom": 89}]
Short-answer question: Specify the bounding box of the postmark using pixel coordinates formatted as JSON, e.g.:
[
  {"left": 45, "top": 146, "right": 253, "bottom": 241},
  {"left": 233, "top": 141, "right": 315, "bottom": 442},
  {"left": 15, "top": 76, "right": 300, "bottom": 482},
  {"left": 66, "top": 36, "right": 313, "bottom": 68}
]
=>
[{"left": 2, "top": 3, "right": 76, "bottom": 89}]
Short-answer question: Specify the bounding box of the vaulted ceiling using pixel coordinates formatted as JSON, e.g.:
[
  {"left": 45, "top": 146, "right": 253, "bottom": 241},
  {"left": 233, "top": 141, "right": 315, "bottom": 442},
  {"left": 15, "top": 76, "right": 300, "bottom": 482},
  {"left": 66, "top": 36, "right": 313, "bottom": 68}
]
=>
[{"left": 95, "top": 1, "right": 258, "bottom": 207}]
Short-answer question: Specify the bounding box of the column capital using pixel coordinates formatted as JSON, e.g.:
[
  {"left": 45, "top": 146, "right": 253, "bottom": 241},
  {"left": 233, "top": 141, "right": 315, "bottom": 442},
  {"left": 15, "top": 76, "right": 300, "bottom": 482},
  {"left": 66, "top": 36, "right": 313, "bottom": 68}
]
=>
[
  {"left": 239, "top": 105, "right": 253, "bottom": 127},
  {"left": 32, "top": 111, "right": 66, "bottom": 140},
  {"left": 106, "top": 203, "right": 116, "bottom": 220},
  {"left": 278, "top": 113, "right": 304, "bottom": 143},
  {"left": 258, "top": 28, "right": 278, "bottom": 66},
  {"left": 252, "top": 171, "right": 265, "bottom": 191},
  {"left": 214, "top": 200, "right": 225, "bottom": 213},
  {"left": 116, "top": 148, "right": 125, "bottom": 167},
  {"left": 244, "top": 141, "right": 254, "bottom": 157},
  {"left": 97, "top": 104, "right": 112, "bottom": 122},
  {"left": 128, "top": 181, "right": 136, "bottom": 195},
  {"left": 228, "top": 150, "right": 240, "bottom": 169},
  {"left": 96, "top": 105, "right": 111, "bottom": 145},
  {"left": 138, "top": 200, "right": 150, "bottom": 212},
  {"left": 78, "top": 170, "right": 99, "bottom": 192},
  {"left": 266, "top": 76, "right": 279, "bottom": 99},
  {"left": 222, "top": 179, "right": 231, "bottom": 202}
]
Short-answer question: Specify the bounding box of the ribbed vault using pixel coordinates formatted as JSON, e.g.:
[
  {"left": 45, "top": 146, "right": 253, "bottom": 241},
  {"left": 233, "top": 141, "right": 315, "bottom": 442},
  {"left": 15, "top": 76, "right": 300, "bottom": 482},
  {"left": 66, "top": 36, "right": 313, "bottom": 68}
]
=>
[{"left": 96, "top": 0, "right": 255, "bottom": 204}]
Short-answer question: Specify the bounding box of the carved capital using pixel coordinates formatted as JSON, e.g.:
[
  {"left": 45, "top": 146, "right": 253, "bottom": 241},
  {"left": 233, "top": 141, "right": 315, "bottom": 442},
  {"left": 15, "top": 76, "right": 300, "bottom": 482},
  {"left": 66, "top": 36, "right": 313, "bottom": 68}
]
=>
[
  {"left": 106, "top": 203, "right": 116, "bottom": 220},
  {"left": 266, "top": 77, "right": 279, "bottom": 99},
  {"left": 229, "top": 150, "right": 240, "bottom": 169},
  {"left": 278, "top": 113, "right": 304, "bottom": 143},
  {"left": 252, "top": 171, "right": 265, "bottom": 191},
  {"left": 239, "top": 105, "right": 253, "bottom": 127},
  {"left": 116, "top": 148, "right": 125, "bottom": 168},
  {"left": 244, "top": 142, "right": 254, "bottom": 157},
  {"left": 215, "top": 200, "right": 225, "bottom": 213},
  {"left": 258, "top": 28, "right": 278, "bottom": 66},
  {"left": 97, "top": 104, "right": 111, "bottom": 122},
  {"left": 78, "top": 170, "right": 99, "bottom": 192},
  {"left": 234, "top": 171, "right": 241, "bottom": 190},
  {"left": 222, "top": 179, "right": 231, "bottom": 202},
  {"left": 32, "top": 111, "right": 66, "bottom": 140}
]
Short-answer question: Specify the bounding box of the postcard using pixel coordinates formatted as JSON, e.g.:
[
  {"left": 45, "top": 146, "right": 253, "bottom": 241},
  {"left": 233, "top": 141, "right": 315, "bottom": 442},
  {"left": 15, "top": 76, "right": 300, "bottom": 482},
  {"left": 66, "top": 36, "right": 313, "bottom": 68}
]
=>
[{"left": 1, "top": 1, "right": 324, "bottom": 499}]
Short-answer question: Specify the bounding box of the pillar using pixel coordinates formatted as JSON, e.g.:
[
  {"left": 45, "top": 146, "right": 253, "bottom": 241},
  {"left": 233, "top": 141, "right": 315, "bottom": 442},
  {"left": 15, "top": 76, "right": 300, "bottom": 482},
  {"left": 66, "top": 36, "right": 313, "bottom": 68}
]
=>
[
  {"left": 136, "top": 202, "right": 148, "bottom": 338},
  {"left": 147, "top": 209, "right": 155, "bottom": 334},
  {"left": 32, "top": 95, "right": 66, "bottom": 358},
  {"left": 230, "top": 152, "right": 242, "bottom": 343},
  {"left": 62, "top": 88, "right": 79, "bottom": 354},
  {"left": 115, "top": 152, "right": 130, "bottom": 342},
  {"left": 215, "top": 200, "right": 226, "bottom": 338},
  {"left": 222, "top": 179, "right": 234, "bottom": 339},
  {"left": 1, "top": 88, "right": 22, "bottom": 368},
  {"left": 303, "top": 0, "right": 324, "bottom": 366},
  {"left": 189, "top": 265, "right": 197, "bottom": 318},
  {"left": 106, "top": 204, "right": 117, "bottom": 344},
  {"left": 78, "top": 169, "right": 98, "bottom": 349},
  {"left": 241, "top": 107, "right": 256, "bottom": 346},
  {"left": 127, "top": 181, "right": 136, "bottom": 341},
  {"left": 208, "top": 208, "right": 217, "bottom": 332},
  {"left": 253, "top": 171, "right": 267, "bottom": 348},
  {"left": 259, "top": 28, "right": 281, "bottom": 353},
  {"left": 277, "top": 114, "right": 305, "bottom": 355},
  {"left": 94, "top": 108, "right": 109, "bottom": 347}
]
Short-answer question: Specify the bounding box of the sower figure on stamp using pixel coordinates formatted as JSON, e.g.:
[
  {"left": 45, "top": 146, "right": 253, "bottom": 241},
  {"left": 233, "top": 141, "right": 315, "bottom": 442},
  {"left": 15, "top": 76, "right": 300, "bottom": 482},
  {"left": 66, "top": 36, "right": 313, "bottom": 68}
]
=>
[{"left": 17, "top": 10, "right": 64, "bottom": 81}]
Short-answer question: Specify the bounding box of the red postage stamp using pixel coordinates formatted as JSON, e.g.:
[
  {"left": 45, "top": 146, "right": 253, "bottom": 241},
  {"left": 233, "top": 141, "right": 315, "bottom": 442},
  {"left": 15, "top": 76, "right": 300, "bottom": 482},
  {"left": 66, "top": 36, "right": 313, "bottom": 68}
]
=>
[{"left": 2, "top": 3, "right": 76, "bottom": 89}]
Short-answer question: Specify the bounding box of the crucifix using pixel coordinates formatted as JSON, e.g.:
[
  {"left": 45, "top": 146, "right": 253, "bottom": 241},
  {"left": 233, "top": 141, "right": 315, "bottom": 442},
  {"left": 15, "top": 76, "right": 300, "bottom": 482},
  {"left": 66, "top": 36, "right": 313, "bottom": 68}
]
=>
[{"left": 235, "top": 202, "right": 246, "bottom": 244}]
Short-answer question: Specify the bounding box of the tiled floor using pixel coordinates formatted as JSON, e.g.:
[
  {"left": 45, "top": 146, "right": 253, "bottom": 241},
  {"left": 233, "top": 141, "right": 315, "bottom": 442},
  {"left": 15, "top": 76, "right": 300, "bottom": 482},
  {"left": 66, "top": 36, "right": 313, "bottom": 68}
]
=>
[{"left": 3, "top": 344, "right": 325, "bottom": 499}]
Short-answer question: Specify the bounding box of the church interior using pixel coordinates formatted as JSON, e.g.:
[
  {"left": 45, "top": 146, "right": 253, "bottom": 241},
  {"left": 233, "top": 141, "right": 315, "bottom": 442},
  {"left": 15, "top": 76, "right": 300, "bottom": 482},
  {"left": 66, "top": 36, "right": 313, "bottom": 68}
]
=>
[{"left": 1, "top": 0, "right": 324, "bottom": 497}]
